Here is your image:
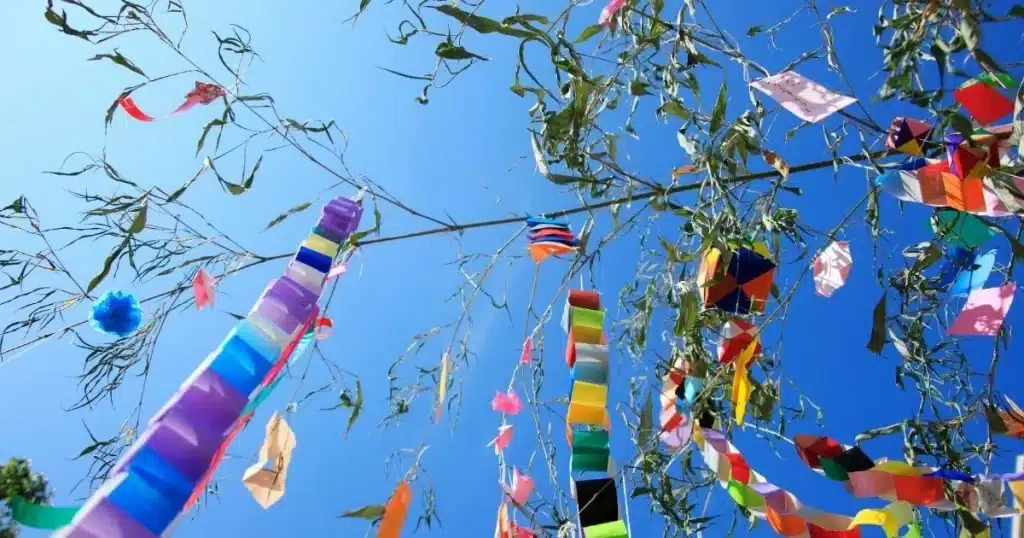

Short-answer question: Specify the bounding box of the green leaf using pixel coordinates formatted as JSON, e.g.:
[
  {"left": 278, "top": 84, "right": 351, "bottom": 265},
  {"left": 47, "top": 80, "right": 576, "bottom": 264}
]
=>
[
  {"left": 87, "top": 51, "right": 147, "bottom": 78},
  {"left": 709, "top": 81, "right": 728, "bottom": 134},
  {"left": 127, "top": 200, "right": 148, "bottom": 234},
  {"left": 196, "top": 119, "right": 226, "bottom": 156},
  {"left": 344, "top": 380, "right": 363, "bottom": 438},
  {"left": 638, "top": 391, "right": 653, "bottom": 447},
  {"left": 432, "top": 5, "right": 535, "bottom": 38},
  {"left": 435, "top": 41, "right": 488, "bottom": 61},
  {"left": 746, "top": 25, "right": 763, "bottom": 37},
  {"left": 86, "top": 239, "right": 128, "bottom": 294},
  {"left": 659, "top": 100, "right": 692, "bottom": 120},
  {"left": 866, "top": 293, "right": 887, "bottom": 354},
  {"left": 265, "top": 202, "right": 312, "bottom": 230},
  {"left": 340, "top": 503, "right": 386, "bottom": 520},
  {"left": 358, "top": 0, "right": 371, "bottom": 12},
  {"left": 1010, "top": 5, "right": 1024, "bottom": 17},
  {"left": 575, "top": 24, "right": 605, "bottom": 43}
]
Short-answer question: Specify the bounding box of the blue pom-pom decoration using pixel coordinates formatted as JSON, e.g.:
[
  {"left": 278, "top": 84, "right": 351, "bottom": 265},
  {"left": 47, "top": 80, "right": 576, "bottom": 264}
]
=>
[{"left": 90, "top": 290, "right": 143, "bottom": 337}]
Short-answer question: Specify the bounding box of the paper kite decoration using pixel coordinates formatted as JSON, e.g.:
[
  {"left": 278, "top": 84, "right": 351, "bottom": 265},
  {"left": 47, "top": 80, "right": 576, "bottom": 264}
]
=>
[
  {"left": 886, "top": 117, "right": 932, "bottom": 156},
  {"left": 526, "top": 215, "right": 578, "bottom": 263},
  {"left": 812, "top": 240, "right": 852, "bottom": 297},
  {"left": 936, "top": 248, "right": 996, "bottom": 296},
  {"left": 953, "top": 73, "right": 1016, "bottom": 126},
  {"left": 119, "top": 81, "right": 227, "bottom": 122},
  {"left": 697, "top": 244, "right": 776, "bottom": 315},
  {"left": 948, "top": 282, "right": 1016, "bottom": 336},
  {"left": 793, "top": 432, "right": 1024, "bottom": 516},
  {"left": 58, "top": 196, "right": 363, "bottom": 537}
]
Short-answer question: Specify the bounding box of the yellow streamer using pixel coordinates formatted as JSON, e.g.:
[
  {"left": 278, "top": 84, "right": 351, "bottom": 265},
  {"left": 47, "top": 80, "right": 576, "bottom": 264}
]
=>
[{"left": 731, "top": 338, "right": 758, "bottom": 425}]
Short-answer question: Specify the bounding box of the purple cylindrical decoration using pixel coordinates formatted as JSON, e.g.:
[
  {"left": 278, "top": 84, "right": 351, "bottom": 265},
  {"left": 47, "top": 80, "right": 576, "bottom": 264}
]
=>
[
  {"left": 254, "top": 298, "right": 302, "bottom": 335},
  {"left": 265, "top": 277, "right": 316, "bottom": 318},
  {"left": 123, "top": 412, "right": 224, "bottom": 481},
  {"left": 318, "top": 211, "right": 355, "bottom": 241},
  {"left": 150, "top": 368, "right": 245, "bottom": 434},
  {"left": 286, "top": 260, "right": 325, "bottom": 295},
  {"left": 53, "top": 499, "right": 157, "bottom": 538}
]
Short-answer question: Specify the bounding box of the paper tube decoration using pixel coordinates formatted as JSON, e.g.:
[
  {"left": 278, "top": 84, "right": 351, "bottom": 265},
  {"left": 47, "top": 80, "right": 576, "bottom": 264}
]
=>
[
  {"left": 694, "top": 424, "right": 917, "bottom": 537},
  {"left": 953, "top": 74, "right": 1016, "bottom": 126},
  {"left": 526, "top": 215, "right": 579, "bottom": 263},
  {"left": 793, "top": 433, "right": 1024, "bottom": 517},
  {"left": 886, "top": 117, "right": 932, "bottom": 156},
  {"left": 242, "top": 412, "right": 296, "bottom": 508},
  {"left": 562, "top": 289, "right": 629, "bottom": 537},
  {"left": 697, "top": 245, "right": 776, "bottom": 315},
  {"left": 750, "top": 71, "right": 857, "bottom": 123},
  {"left": 812, "top": 241, "right": 852, "bottom": 298},
  {"left": 120, "top": 82, "right": 227, "bottom": 122},
  {"left": 55, "top": 196, "right": 362, "bottom": 537}
]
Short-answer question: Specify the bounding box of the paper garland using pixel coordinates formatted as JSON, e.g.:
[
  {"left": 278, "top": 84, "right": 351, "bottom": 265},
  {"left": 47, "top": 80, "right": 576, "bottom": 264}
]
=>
[
  {"left": 56, "top": 196, "right": 362, "bottom": 537},
  {"left": 694, "top": 424, "right": 917, "bottom": 538},
  {"left": 563, "top": 289, "right": 630, "bottom": 537},
  {"left": 793, "top": 433, "right": 1024, "bottom": 517}
]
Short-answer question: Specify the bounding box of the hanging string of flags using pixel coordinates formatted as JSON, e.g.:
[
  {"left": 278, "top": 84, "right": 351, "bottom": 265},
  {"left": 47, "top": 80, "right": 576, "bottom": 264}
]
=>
[{"left": 55, "top": 196, "right": 363, "bottom": 537}]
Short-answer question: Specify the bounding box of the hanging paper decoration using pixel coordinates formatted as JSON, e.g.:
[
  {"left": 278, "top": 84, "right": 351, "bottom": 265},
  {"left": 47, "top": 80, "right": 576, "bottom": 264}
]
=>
[
  {"left": 952, "top": 73, "right": 1016, "bottom": 126},
  {"left": 658, "top": 356, "right": 700, "bottom": 449},
  {"left": 526, "top": 215, "right": 578, "bottom": 263},
  {"left": 935, "top": 248, "right": 996, "bottom": 296},
  {"left": 694, "top": 424, "right": 916, "bottom": 537},
  {"left": 519, "top": 337, "right": 533, "bottom": 364},
  {"left": 598, "top": 0, "right": 626, "bottom": 25},
  {"left": 495, "top": 502, "right": 538, "bottom": 538},
  {"left": 192, "top": 268, "right": 216, "bottom": 311},
  {"left": 503, "top": 468, "right": 535, "bottom": 506},
  {"left": 562, "top": 289, "right": 630, "bottom": 537},
  {"left": 9, "top": 496, "right": 79, "bottom": 530},
  {"left": 875, "top": 157, "right": 1024, "bottom": 217},
  {"left": 750, "top": 71, "right": 857, "bottom": 123},
  {"left": 119, "top": 81, "right": 227, "bottom": 122},
  {"left": 492, "top": 390, "right": 524, "bottom": 416},
  {"left": 886, "top": 117, "right": 932, "bottom": 156},
  {"left": 812, "top": 240, "right": 852, "bottom": 297},
  {"left": 436, "top": 352, "right": 450, "bottom": 420},
  {"left": 242, "top": 412, "right": 296, "bottom": 509},
  {"left": 931, "top": 209, "right": 996, "bottom": 249},
  {"left": 327, "top": 262, "right": 347, "bottom": 280},
  {"left": 697, "top": 244, "right": 776, "bottom": 315},
  {"left": 57, "top": 196, "right": 363, "bottom": 537},
  {"left": 718, "top": 318, "right": 761, "bottom": 365},
  {"left": 89, "top": 290, "right": 144, "bottom": 337},
  {"left": 490, "top": 425, "right": 514, "bottom": 454},
  {"left": 793, "top": 433, "right": 1023, "bottom": 516},
  {"left": 378, "top": 481, "right": 412, "bottom": 538},
  {"left": 948, "top": 282, "right": 1017, "bottom": 336}
]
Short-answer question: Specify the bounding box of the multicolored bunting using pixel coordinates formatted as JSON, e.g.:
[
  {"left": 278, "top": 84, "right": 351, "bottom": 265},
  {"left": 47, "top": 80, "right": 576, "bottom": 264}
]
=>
[
  {"left": 526, "top": 215, "right": 578, "bottom": 263},
  {"left": 563, "top": 289, "right": 630, "bottom": 537},
  {"left": 119, "top": 82, "right": 226, "bottom": 122},
  {"left": 55, "top": 196, "right": 363, "bottom": 537},
  {"left": 694, "top": 424, "right": 917, "bottom": 538},
  {"left": 793, "top": 433, "right": 1024, "bottom": 517}
]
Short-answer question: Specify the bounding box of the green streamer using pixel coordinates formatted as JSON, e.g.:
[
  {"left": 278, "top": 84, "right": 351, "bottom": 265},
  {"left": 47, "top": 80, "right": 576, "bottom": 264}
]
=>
[{"left": 9, "top": 496, "right": 79, "bottom": 530}]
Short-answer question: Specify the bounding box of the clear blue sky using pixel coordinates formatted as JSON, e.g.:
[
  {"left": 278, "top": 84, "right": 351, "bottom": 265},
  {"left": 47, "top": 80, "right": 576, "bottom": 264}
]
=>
[{"left": 1, "top": 1, "right": 1022, "bottom": 537}]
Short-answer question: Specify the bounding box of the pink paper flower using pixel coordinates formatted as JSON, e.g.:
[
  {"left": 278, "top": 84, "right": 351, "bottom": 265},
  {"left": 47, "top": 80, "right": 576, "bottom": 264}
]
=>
[
  {"left": 490, "top": 425, "right": 514, "bottom": 454},
  {"left": 598, "top": 0, "right": 627, "bottom": 25},
  {"left": 504, "top": 468, "right": 535, "bottom": 505},
  {"left": 492, "top": 390, "right": 523, "bottom": 415},
  {"left": 193, "top": 268, "right": 216, "bottom": 311}
]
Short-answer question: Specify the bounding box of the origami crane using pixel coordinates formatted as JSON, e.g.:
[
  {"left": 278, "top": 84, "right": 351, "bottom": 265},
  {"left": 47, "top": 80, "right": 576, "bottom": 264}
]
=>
[{"left": 697, "top": 245, "right": 776, "bottom": 315}]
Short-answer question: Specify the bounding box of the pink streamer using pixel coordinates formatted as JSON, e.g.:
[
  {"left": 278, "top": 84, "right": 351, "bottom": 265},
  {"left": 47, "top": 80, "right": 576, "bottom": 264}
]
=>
[
  {"left": 491, "top": 425, "right": 514, "bottom": 454},
  {"left": 519, "top": 337, "right": 533, "bottom": 365},
  {"left": 598, "top": 0, "right": 627, "bottom": 25}
]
